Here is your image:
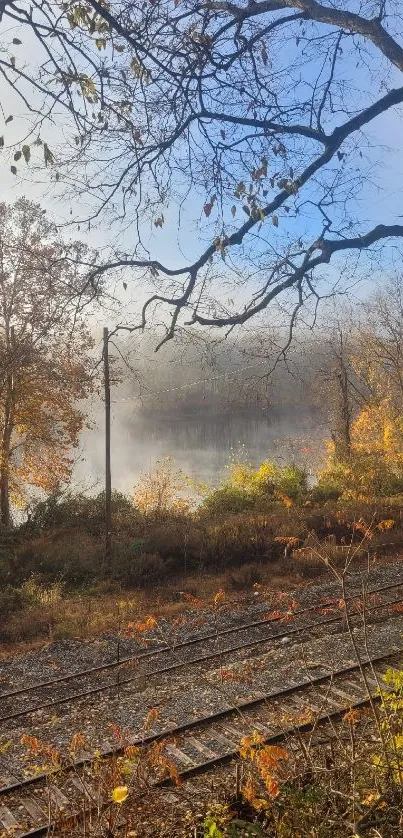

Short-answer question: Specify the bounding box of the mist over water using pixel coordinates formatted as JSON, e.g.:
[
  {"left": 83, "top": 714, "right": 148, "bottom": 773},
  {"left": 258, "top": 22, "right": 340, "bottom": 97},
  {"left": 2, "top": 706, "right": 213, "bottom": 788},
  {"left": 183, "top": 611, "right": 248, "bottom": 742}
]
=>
[
  {"left": 75, "top": 399, "right": 324, "bottom": 495},
  {"left": 74, "top": 333, "right": 328, "bottom": 494}
]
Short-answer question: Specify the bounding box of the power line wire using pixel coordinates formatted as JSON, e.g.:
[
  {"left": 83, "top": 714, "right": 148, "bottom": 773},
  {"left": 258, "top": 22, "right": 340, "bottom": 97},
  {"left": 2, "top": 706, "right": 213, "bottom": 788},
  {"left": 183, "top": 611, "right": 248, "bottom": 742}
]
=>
[{"left": 110, "top": 356, "right": 279, "bottom": 402}]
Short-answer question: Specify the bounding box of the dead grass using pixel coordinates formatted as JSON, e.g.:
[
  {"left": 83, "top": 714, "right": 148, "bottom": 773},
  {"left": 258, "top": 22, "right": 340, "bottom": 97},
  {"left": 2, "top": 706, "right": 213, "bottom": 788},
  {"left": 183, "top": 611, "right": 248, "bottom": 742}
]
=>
[
  {"left": 3, "top": 493, "right": 403, "bottom": 659},
  {"left": 0, "top": 565, "right": 297, "bottom": 657},
  {"left": 2, "top": 546, "right": 403, "bottom": 660}
]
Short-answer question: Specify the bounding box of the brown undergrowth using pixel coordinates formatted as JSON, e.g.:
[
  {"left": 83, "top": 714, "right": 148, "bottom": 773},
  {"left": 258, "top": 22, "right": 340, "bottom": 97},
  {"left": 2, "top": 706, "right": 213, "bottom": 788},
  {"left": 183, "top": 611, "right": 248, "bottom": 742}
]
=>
[{"left": 2, "top": 490, "right": 403, "bottom": 651}]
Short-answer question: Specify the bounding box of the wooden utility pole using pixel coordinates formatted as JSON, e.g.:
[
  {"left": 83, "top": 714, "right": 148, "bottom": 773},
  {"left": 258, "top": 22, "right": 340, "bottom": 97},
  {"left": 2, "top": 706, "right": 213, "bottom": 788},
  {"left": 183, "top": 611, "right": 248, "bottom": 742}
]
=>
[
  {"left": 0, "top": 324, "right": 14, "bottom": 528},
  {"left": 103, "top": 327, "right": 112, "bottom": 567}
]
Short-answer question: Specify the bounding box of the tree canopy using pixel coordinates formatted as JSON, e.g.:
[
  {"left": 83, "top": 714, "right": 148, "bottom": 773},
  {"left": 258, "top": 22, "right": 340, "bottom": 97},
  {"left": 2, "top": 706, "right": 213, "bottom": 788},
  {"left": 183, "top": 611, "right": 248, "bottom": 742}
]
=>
[
  {"left": 0, "top": 199, "right": 96, "bottom": 524},
  {"left": 1, "top": 1, "right": 403, "bottom": 343}
]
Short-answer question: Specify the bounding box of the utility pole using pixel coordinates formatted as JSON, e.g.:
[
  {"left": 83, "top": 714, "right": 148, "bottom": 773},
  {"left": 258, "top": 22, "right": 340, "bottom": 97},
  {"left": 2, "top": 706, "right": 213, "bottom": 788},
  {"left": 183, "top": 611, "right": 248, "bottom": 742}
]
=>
[
  {"left": 103, "top": 327, "right": 112, "bottom": 568},
  {"left": 0, "top": 324, "right": 14, "bottom": 528}
]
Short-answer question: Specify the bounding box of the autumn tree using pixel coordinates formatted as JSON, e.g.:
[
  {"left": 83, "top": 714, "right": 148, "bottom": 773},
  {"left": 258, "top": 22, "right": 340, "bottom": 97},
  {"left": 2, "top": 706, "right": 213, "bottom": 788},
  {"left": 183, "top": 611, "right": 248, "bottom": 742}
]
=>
[
  {"left": 317, "top": 277, "right": 403, "bottom": 497},
  {"left": 133, "top": 457, "right": 193, "bottom": 518},
  {"left": 0, "top": 199, "right": 97, "bottom": 526},
  {"left": 349, "top": 276, "right": 403, "bottom": 463},
  {"left": 354, "top": 276, "right": 403, "bottom": 405}
]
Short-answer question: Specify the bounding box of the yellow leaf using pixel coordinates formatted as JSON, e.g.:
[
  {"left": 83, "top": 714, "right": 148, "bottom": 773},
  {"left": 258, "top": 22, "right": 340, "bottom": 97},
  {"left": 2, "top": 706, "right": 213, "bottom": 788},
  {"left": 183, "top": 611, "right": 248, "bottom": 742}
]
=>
[
  {"left": 112, "top": 785, "right": 128, "bottom": 804},
  {"left": 361, "top": 791, "right": 381, "bottom": 806}
]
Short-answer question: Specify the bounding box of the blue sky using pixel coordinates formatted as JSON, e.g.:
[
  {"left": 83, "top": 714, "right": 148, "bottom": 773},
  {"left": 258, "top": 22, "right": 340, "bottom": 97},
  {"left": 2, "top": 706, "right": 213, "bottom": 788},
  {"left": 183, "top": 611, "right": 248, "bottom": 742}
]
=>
[
  {"left": 1, "top": 4, "right": 403, "bottom": 491},
  {"left": 1, "top": 7, "right": 403, "bottom": 330}
]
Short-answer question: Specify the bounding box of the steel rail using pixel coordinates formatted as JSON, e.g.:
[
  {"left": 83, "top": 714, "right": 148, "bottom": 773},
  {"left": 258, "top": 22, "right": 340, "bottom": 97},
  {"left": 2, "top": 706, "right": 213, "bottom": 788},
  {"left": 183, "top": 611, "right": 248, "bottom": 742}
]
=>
[
  {"left": 0, "top": 649, "right": 403, "bottom": 838},
  {"left": 0, "top": 579, "right": 402, "bottom": 725},
  {"left": 1, "top": 643, "right": 402, "bottom": 798},
  {"left": 157, "top": 690, "right": 380, "bottom": 784},
  {"left": 0, "top": 574, "right": 402, "bottom": 706},
  {"left": 8, "top": 687, "right": 385, "bottom": 838}
]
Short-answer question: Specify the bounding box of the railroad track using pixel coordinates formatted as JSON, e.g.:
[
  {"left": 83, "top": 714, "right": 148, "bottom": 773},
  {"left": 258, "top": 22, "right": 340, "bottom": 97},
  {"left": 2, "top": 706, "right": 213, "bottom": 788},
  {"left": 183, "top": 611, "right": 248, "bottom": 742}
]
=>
[
  {"left": 0, "top": 644, "right": 401, "bottom": 837},
  {"left": 1, "top": 574, "right": 403, "bottom": 725}
]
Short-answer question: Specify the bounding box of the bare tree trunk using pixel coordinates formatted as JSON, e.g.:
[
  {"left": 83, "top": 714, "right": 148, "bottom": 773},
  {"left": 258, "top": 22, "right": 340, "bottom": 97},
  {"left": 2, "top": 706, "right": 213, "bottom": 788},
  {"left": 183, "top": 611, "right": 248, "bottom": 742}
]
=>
[{"left": 331, "top": 351, "right": 352, "bottom": 461}]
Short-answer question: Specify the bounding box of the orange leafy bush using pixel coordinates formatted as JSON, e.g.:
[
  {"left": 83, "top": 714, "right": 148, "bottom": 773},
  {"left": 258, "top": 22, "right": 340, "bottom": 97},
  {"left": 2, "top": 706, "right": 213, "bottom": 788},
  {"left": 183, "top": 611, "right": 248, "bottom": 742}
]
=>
[{"left": 240, "top": 730, "right": 288, "bottom": 803}]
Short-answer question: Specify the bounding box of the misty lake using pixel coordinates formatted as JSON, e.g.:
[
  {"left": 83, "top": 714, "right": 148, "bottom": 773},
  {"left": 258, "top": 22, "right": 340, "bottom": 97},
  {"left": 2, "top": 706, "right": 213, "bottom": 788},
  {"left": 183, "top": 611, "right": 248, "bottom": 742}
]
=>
[{"left": 76, "top": 406, "right": 324, "bottom": 494}]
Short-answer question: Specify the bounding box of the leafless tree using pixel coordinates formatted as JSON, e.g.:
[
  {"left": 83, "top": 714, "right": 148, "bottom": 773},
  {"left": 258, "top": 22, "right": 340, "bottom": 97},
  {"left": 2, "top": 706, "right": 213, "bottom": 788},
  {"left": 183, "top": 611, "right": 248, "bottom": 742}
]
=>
[
  {"left": 307, "top": 318, "right": 361, "bottom": 460},
  {"left": 358, "top": 275, "right": 403, "bottom": 404},
  {"left": 1, "top": 1, "right": 403, "bottom": 345}
]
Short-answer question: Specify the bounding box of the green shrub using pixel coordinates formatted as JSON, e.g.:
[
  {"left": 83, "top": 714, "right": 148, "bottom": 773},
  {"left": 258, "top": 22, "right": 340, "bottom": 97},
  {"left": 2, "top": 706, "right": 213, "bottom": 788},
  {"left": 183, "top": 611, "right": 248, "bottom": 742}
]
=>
[
  {"left": 16, "top": 532, "right": 103, "bottom": 586},
  {"left": 200, "top": 485, "right": 257, "bottom": 515},
  {"left": 112, "top": 541, "right": 167, "bottom": 587},
  {"left": 201, "top": 460, "right": 308, "bottom": 515},
  {"left": 0, "top": 585, "right": 24, "bottom": 618},
  {"left": 27, "top": 490, "right": 138, "bottom": 536},
  {"left": 269, "top": 462, "right": 308, "bottom": 501},
  {"left": 309, "top": 483, "right": 341, "bottom": 503}
]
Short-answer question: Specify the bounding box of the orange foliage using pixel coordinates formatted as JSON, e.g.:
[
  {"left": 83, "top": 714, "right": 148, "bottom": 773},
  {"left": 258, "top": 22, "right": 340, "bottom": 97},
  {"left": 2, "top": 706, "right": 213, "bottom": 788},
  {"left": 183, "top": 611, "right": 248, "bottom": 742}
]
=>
[
  {"left": 377, "top": 519, "right": 396, "bottom": 531},
  {"left": 21, "top": 733, "right": 60, "bottom": 766},
  {"left": 274, "top": 536, "right": 300, "bottom": 546},
  {"left": 127, "top": 615, "right": 158, "bottom": 634},
  {"left": 352, "top": 399, "right": 403, "bottom": 468},
  {"left": 143, "top": 708, "right": 159, "bottom": 730},
  {"left": 220, "top": 668, "right": 237, "bottom": 681},
  {"left": 0, "top": 199, "right": 95, "bottom": 511},
  {"left": 181, "top": 592, "right": 204, "bottom": 608},
  {"left": 240, "top": 730, "right": 288, "bottom": 803},
  {"left": 264, "top": 610, "right": 283, "bottom": 621},
  {"left": 133, "top": 456, "right": 194, "bottom": 517},
  {"left": 213, "top": 588, "right": 226, "bottom": 606},
  {"left": 69, "top": 732, "right": 86, "bottom": 753},
  {"left": 275, "top": 491, "right": 294, "bottom": 508},
  {"left": 343, "top": 708, "right": 362, "bottom": 725}
]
